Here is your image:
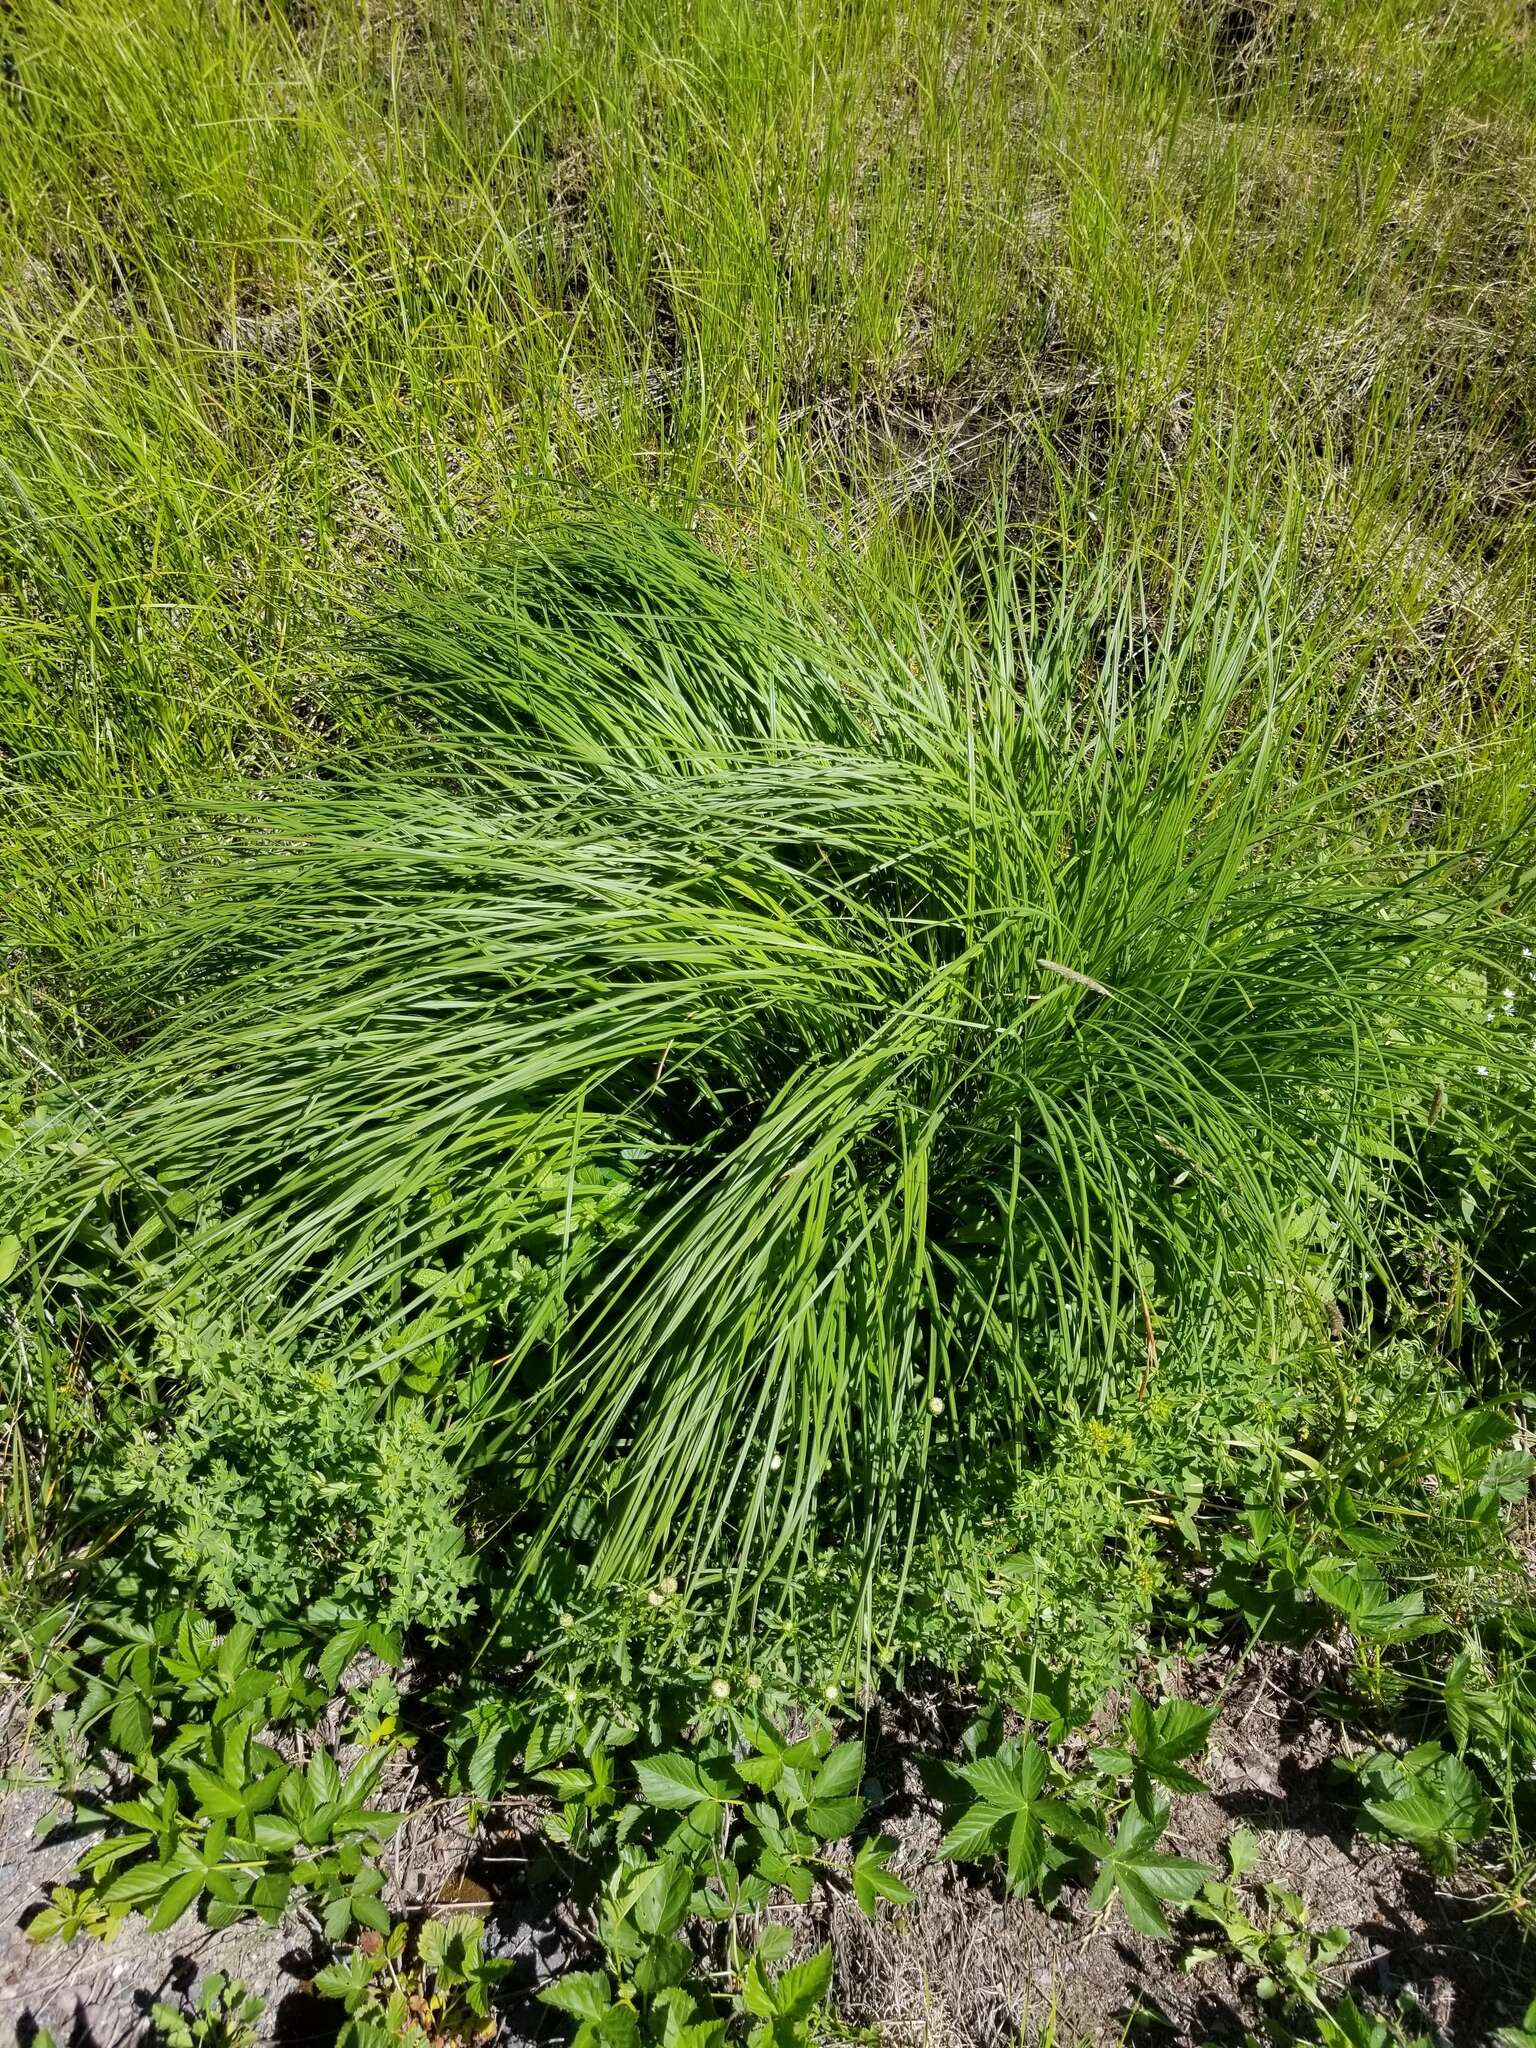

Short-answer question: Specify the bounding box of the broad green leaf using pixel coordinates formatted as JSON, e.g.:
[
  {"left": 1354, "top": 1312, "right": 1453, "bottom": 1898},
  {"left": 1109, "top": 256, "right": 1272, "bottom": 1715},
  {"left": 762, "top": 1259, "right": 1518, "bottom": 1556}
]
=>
[
  {"left": 1005, "top": 1810, "right": 1046, "bottom": 1896},
  {"left": 1226, "top": 1827, "right": 1260, "bottom": 1877},
  {"left": 250, "top": 1870, "right": 294, "bottom": 1919},
  {"left": 1084, "top": 1803, "right": 1212, "bottom": 1939},
  {"left": 776, "top": 1949, "right": 834, "bottom": 2021},
  {"left": 741, "top": 1954, "right": 779, "bottom": 2020},
  {"left": 184, "top": 1767, "right": 246, "bottom": 1820},
  {"left": 635, "top": 1753, "right": 732, "bottom": 1810},
  {"left": 306, "top": 1748, "right": 342, "bottom": 1807},
  {"left": 734, "top": 1755, "right": 783, "bottom": 1792},
  {"left": 635, "top": 1938, "right": 693, "bottom": 1996},
  {"left": 468, "top": 1730, "right": 511, "bottom": 1802},
  {"left": 349, "top": 1889, "right": 392, "bottom": 1935},
  {"left": 851, "top": 1836, "right": 914, "bottom": 1918},
  {"left": 108, "top": 1691, "right": 153, "bottom": 1760},
  {"left": 1146, "top": 1699, "right": 1218, "bottom": 1764},
  {"left": 100, "top": 1861, "right": 179, "bottom": 1907},
  {"left": 317, "top": 1624, "right": 369, "bottom": 1694},
  {"left": 810, "top": 1742, "right": 864, "bottom": 1803},
  {"left": 805, "top": 1794, "right": 865, "bottom": 1840},
  {"left": 958, "top": 1740, "right": 1048, "bottom": 1810},
  {"left": 629, "top": 1859, "right": 694, "bottom": 1937},
  {"left": 598, "top": 2002, "right": 642, "bottom": 2048},
  {"left": 538, "top": 1767, "right": 596, "bottom": 1800},
  {"left": 539, "top": 1972, "right": 615, "bottom": 2021},
  {"left": 144, "top": 1870, "right": 204, "bottom": 1931}
]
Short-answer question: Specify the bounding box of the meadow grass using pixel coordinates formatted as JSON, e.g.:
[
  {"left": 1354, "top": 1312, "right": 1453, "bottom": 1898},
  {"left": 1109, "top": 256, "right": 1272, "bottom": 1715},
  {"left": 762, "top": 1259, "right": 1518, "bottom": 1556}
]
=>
[
  {"left": 3, "top": 0, "right": 1535, "bottom": 1028},
  {"left": 1, "top": 0, "right": 1532, "bottom": 1548},
  {"left": 16, "top": 514, "right": 1526, "bottom": 1618},
  {"left": 4, "top": 12, "right": 1536, "bottom": 2032}
]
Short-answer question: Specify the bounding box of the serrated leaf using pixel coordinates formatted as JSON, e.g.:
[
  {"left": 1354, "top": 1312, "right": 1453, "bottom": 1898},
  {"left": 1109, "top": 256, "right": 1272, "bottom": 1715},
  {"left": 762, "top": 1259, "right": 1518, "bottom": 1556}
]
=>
[
  {"left": 1226, "top": 1827, "right": 1260, "bottom": 1877},
  {"left": 776, "top": 1948, "right": 833, "bottom": 2020},
  {"left": 1147, "top": 1700, "right": 1218, "bottom": 1764},
  {"left": 100, "top": 1860, "right": 178, "bottom": 1906},
  {"left": 108, "top": 1691, "right": 153, "bottom": 1760},
  {"left": 539, "top": 1971, "right": 614, "bottom": 2021},
  {"left": 958, "top": 1739, "right": 1048, "bottom": 1810},
  {"left": 144, "top": 1870, "right": 204, "bottom": 1932},
  {"left": 317, "top": 1624, "right": 368, "bottom": 1694},
  {"left": 810, "top": 1741, "right": 864, "bottom": 1802},
  {"left": 734, "top": 1754, "right": 783, "bottom": 1792},
  {"left": 1433, "top": 1754, "right": 1493, "bottom": 1839},
  {"left": 805, "top": 1794, "right": 864, "bottom": 1840},
  {"left": 250, "top": 1869, "right": 294, "bottom": 1918},
  {"left": 634, "top": 1938, "right": 693, "bottom": 1995},
  {"left": 1308, "top": 1560, "right": 1432, "bottom": 1641},
  {"left": 538, "top": 1767, "right": 596, "bottom": 1799},
  {"left": 741, "top": 1954, "right": 778, "bottom": 2020},
  {"left": 1004, "top": 1809, "right": 1046, "bottom": 1896},
  {"left": 1086, "top": 1803, "right": 1212, "bottom": 1939},
  {"left": 250, "top": 1813, "right": 302, "bottom": 1850},
  {"left": 852, "top": 1836, "right": 914, "bottom": 1918},
  {"left": 350, "top": 1889, "right": 392, "bottom": 1935},
  {"left": 630, "top": 1859, "right": 694, "bottom": 1937},
  {"left": 184, "top": 1767, "right": 246, "bottom": 1820},
  {"left": 635, "top": 1753, "right": 732, "bottom": 1810},
  {"left": 1115, "top": 1866, "right": 1175, "bottom": 1938},
  {"left": 105, "top": 1798, "right": 163, "bottom": 1831},
  {"left": 468, "top": 1728, "right": 510, "bottom": 1802},
  {"left": 306, "top": 1748, "right": 342, "bottom": 1807},
  {"left": 938, "top": 1802, "right": 1000, "bottom": 1862}
]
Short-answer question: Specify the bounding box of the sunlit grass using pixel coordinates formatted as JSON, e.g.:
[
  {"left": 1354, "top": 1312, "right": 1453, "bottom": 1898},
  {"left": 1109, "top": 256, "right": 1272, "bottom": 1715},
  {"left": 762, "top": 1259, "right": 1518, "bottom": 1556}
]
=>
[
  {"left": 3, "top": 0, "right": 1535, "bottom": 1024},
  {"left": 18, "top": 518, "right": 1523, "bottom": 1616}
]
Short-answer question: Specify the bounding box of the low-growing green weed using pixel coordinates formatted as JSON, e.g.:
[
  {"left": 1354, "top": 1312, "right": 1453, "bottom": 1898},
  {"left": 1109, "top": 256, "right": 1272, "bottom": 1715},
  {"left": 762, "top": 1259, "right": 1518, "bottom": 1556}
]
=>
[
  {"left": 28, "top": 1606, "right": 406, "bottom": 1938},
  {"left": 318, "top": 1919, "right": 513, "bottom": 2048},
  {"left": 150, "top": 1975, "right": 265, "bottom": 2048},
  {"left": 25, "top": 1882, "right": 128, "bottom": 1947},
  {"left": 1184, "top": 1828, "right": 1351, "bottom": 2024},
  {"left": 930, "top": 1695, "right": 1216, "bottom": 1936},
  {"left": 1337, "top": 1741, "right": 1493, "bottom": 1876}
]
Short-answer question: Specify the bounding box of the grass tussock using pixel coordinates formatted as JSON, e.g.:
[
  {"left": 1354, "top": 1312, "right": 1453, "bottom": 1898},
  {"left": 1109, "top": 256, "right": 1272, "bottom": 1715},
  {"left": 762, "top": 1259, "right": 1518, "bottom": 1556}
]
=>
[
  {"left": 5, "top": 3, "right": 1536, "bottom": 2037},
  {"left": 20, "top": 519, "right": 1524, "bottom": 1608}
]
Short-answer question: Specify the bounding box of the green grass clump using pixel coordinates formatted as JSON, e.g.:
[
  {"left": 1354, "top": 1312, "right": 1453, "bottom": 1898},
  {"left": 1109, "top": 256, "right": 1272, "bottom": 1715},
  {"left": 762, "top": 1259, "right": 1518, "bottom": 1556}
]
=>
[{"left": 18, "top": 519, "right": 1522, "bottom": 1617}]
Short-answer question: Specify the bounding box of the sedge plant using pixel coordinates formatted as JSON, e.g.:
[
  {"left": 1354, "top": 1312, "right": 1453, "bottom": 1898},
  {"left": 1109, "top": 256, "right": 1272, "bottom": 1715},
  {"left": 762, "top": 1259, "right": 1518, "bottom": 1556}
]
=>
[{"left": 11, "top": 517, "right": 1528, "bottom": 1631}]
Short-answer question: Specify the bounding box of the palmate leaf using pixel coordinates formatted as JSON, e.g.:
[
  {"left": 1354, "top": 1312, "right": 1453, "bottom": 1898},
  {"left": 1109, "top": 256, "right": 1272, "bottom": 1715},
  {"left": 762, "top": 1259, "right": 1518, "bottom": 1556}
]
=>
[
  {"left": 1081, "top": 1803, "right": 1212, "bottom": 1939},
  {"left": 108, "top": 1690, "right": 154, "bottom": 1760},
  {"left": 26, "top": 516, "right": 1517, "bottom": 1603},
  {"left": 1094, "top": 1695, "right": 1219, "bottom": 1816},
  {"left": 851, "top": 1835, "right": 914, "bottom": 1918},
  {"left": 743, "top": 1945, "right": 834, "bottom": 2024},
  {"left": 1307, "top": 1561, "right": 1440, "bottom": 1644},
  {"left": 539, "top": 1970, "right": 616, "bottom": 2021},
  {"left": 1357, "top": 1746, "right": 1491, "bottom": 1871},
  {"left": 939, "top": 1736, "right": 1077, "bottom": 1896},
  {"left": 801, "top": 1740, "right": 866, "bottom": 1839}
]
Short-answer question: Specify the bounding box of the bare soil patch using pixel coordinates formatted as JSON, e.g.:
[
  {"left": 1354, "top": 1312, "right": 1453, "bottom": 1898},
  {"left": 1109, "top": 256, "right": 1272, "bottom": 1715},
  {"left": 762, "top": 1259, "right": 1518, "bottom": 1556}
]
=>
[{"left": 4, "top": 1647, "right": 1530, "bottom": 2047}]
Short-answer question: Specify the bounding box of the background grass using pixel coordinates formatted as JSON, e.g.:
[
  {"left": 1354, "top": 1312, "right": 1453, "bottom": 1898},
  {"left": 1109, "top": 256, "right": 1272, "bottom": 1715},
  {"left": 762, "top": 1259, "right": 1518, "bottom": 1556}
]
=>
[
  {"left": 3, "top": 0, "right": 1535, "bottom": 1037},
  {"left": 4, "top": 13, "right": 1536, "bottom": 2036}
]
